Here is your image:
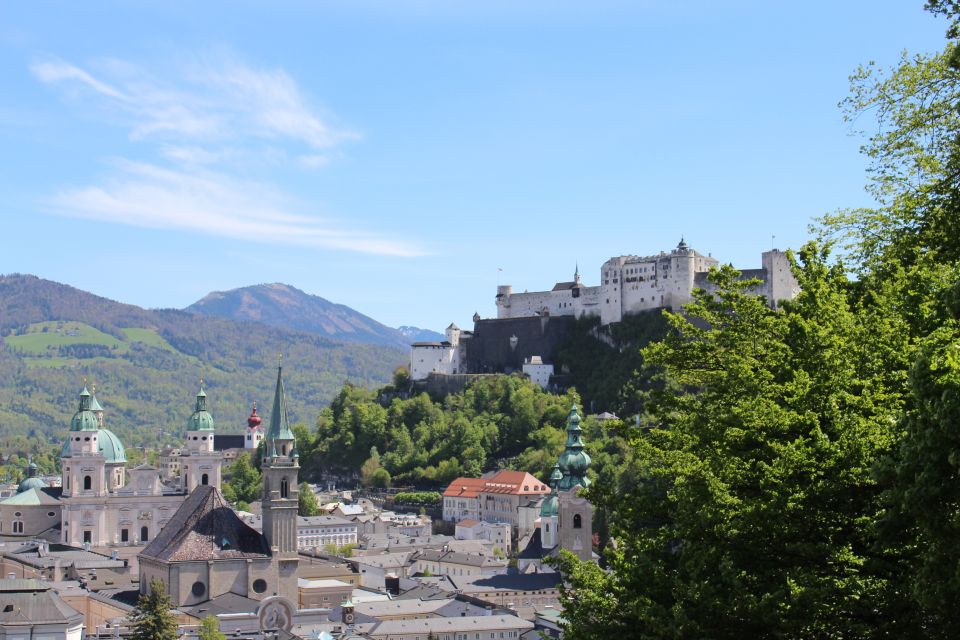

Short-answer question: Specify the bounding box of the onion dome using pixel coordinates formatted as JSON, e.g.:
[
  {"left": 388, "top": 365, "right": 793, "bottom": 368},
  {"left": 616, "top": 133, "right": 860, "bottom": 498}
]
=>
[
  {"left": 539, "top": 463, "right": 563, "bottom": 518},
  {"left": 70, "top": 386, "right": 100, "bottom": 432},
  {"left": 186, "top": 386, "right": 215, "bottom": 431},
  {"left": 247, "top": 403, "right": 262, "bottom": 429},
  {"left": 557, "top": 404, "right": 591, "bottom": 491}
]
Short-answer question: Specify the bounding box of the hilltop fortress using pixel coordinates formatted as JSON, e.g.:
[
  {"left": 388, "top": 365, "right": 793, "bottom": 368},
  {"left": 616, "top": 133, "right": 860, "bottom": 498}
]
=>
[
  {"left": 411, "top": 240, "right": 799, "bottom": 384},
  {"left": 496, "top": 239, "right": 798, "bottom": 325}
]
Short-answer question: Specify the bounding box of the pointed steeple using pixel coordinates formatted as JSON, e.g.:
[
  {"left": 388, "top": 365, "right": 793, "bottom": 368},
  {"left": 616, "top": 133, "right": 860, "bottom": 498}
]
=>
[
  {"left": 267, "top": 360, "right": 295, "bottom": 444},
  {"left": 574, "top": 263, "right": 581, "bottom": 284}
]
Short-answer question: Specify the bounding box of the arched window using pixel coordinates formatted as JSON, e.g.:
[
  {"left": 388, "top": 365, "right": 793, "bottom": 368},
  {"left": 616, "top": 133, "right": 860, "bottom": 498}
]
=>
[
  {"left": 573, "top": 514, "right": 582, "bottom": 529},
  {"left": 83, "top": 476, "right": 92, "bottom": 491},
  {"left": 13, "top": 521, "right": 23, "bottom": 533},
  {"left": 282, "top": 444, "right": 287, "bottom": 455},
  {"left": 141, "top": 526, "right": 149, "bottom": 542},
  {"left": 280, "top": 479, "right": 289, "bottom": 499},
  {"left": 201, "top": 473, "right": 209, "bottom": 486}
]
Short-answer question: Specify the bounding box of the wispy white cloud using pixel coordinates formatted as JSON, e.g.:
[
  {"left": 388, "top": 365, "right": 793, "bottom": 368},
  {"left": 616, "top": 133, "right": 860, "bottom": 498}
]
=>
[
  {"left": 47, "top": 160, "right": 424, "bottom": 257},
  {"left": 28, "top": 53, "right": 418, "bottom": 257},
  {"left": 29, "top": 54, "right": 355, "bottom": 151},
  {"left": 31, "top": 60, "right": 127, "bottom": 100}
]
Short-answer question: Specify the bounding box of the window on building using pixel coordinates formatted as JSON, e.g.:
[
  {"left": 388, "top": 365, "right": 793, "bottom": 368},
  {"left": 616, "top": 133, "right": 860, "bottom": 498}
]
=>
[
  {"left": 83, "top": 530, "right": 92, "bottom": 543},
  {"left": 121, "top": 528, "right": 129, "bottom": 542},
  {"left": 13, "top": 521, "right": 23, "bottom": 533},
  {"left": 83, "top": 475, "right": 92, "bottom": 491},
  {"left": 141, "top": 525, "right": 149, "bottom": 542},
  {"left": 574, "top": 514, "right": 582, "bottom": 529},
  {"left": 281, "top": 479, "right": 289, "bottom": 498},
  {"left": 201, "top": 473, "right": 209, "bottom": 486}
]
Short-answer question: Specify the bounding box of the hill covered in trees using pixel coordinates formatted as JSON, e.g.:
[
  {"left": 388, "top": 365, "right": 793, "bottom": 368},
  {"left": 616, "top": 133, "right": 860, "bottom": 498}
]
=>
[{"left": 0, "top": 274, "right": 405, "bottom": 468}]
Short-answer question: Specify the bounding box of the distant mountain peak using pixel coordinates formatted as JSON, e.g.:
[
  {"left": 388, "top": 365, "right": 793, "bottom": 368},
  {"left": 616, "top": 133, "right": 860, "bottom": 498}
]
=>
[{"left": 187, "top": 283, "right": 422, "bottom": 350}]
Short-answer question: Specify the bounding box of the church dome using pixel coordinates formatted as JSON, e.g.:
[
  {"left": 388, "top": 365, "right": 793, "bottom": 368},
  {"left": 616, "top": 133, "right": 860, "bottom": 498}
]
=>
[
  {"left": 63, "top": 428, "right": 127, "bottom": 462},
  {"left": 98, "top": 429, "right": 127, "bottom": 463},
  {"left": 17, "top": 476, "right": 46, "bottom": 493},
  {"left": 187, "top": 387, "right": 215, "bottom": 431}
]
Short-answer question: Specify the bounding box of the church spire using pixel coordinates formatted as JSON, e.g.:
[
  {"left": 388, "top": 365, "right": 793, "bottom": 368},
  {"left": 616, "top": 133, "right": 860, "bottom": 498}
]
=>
[{"left": 267, "top": 360, "right": 294, "bottom": 443}]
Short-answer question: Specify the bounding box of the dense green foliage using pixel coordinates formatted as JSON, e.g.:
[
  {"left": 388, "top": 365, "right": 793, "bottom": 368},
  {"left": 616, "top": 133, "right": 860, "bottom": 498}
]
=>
[
  {"left": 307, "top": 375, "right": 599, "bottom": 485},
  {"left": 559, "top": 8, "right": 960, "bottom": 637},
  {"left": 392, "top": 491, "right": 442, "bottom": 506},
  {"left": 554, "top": 310, "right": 670, "bottom": 416},
  {"left": 222, "top": 453, "right": 262, "bottom": 511},
  {"left": 0, "top": 274, "right": 402, "bottom": 461},
  {"left": 128, "top": 579, "right": 178, "bottom": 640}
]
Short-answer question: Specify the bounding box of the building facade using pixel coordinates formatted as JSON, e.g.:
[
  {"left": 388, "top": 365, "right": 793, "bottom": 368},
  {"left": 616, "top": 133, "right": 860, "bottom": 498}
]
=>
[{"left": 58, "top": 386, "right": 223, "bottom": 548}]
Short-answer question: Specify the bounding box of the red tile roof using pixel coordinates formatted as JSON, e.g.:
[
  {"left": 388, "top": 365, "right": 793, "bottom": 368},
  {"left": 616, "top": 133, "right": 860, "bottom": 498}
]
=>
[
  {"left": 443, "top": 477, "right": 487, "bottom": 499},
  {"left": 443, "top": 471, "right": 550, "bottom": 499}
]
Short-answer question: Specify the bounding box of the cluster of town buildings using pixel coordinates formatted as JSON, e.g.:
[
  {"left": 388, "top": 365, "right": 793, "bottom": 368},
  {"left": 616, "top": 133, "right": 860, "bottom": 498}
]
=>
[{"left": 0, "top": 363, "right": 591, "bottom": 639}]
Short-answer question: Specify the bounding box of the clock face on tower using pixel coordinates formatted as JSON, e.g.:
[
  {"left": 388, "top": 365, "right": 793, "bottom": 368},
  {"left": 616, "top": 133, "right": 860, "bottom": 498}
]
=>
[{"left": 344, "top": 611, "right": 354, "bottom": 624}]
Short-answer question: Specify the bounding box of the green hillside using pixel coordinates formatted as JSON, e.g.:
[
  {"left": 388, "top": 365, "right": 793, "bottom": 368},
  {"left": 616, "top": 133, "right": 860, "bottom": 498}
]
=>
[{"left": 0, "top": 274, "right": 406, "bottom": 461}]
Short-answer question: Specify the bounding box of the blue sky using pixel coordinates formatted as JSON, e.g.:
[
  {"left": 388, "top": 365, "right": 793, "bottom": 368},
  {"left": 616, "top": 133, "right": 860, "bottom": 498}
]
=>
[{"left": 0, "top": 2, "right": 947, "bottom": 331}]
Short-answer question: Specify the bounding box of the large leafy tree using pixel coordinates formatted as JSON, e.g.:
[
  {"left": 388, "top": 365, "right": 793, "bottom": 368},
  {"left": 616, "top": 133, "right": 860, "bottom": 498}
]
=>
[
  {"left": 558, "top": 255, "right": 913, "bottom": 638},
  {"left": 128, "top": 579, "right": 179, "bottom": 640}
]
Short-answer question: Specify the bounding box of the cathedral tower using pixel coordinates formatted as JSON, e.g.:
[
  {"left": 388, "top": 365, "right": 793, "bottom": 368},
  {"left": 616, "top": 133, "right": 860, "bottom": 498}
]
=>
[
  {"left": 182, "top": 385, "right": 223, "bottom": 493},
  {"left": 261, "top": 361, "right": 300, "bottom": 600}
]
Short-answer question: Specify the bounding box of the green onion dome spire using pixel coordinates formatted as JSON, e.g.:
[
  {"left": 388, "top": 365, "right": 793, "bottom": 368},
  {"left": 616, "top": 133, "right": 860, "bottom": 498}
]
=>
[
  {"left": 70, "top": 385, "right": 100, "bottom": 432},
  {"left": 540, "top": 463, "right": 563, "bottom": 518},
  {"left": 557, "top": 404, "right": 591, "bottom": 491},
  {"left": 186, "top": 384, "right": 215, "bottom": 431}
]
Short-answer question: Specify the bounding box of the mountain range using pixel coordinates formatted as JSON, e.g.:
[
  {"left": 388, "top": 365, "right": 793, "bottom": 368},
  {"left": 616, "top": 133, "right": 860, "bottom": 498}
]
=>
[
  {"left": 0, "top": 274, "right": 429, "bottom": 450},
  {"left": 186, "top": 283, "right": 442, "bottom": 349}
]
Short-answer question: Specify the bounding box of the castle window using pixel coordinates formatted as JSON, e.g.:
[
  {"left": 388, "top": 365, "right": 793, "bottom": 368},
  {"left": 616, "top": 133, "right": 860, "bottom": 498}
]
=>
[
  {"left": 574, "top": 514, "right": 582, "bottom": 529},
  {"left": 201, "top": 473, "right": 209, "bottom": 486},
  {"left": 83, "top": 476, "right": 92, "bottom": 491}
]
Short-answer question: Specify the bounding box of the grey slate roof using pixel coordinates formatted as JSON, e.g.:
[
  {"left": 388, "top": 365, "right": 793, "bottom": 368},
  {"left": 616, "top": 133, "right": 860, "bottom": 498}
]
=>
[
  {"left": 140, "top": 485, "right": 270, "bottom": 562},
  {"left": 0, "top": 579, "right": 83, "bottom": 626}
]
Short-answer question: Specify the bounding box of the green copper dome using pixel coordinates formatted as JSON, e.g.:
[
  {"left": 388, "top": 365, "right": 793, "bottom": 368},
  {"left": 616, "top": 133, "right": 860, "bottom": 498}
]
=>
[
  {"left": 540, "top": 464, "right": 563, "bottom": 518},
  {"left": 70, "top": 386, "right": 100, "bottom": 432},
  {"left": 17, "top": 477, "right": 46, "bottom": 493},
  {"left": 186, "top": 386, "right": 215, "bottom": 431},
  {"left": 98, "top": 429, "right": 127, "bottom": 463},
  {"left": 557, "top": 404, "right": 591, "bottom": 492}
]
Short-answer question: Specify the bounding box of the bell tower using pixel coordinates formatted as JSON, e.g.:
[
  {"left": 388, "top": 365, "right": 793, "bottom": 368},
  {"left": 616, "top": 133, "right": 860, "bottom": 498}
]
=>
[
  {"left": 261, "top": 359, "right": 300, "bottom": 600},
  {"left": 181, "top": 384, "right": 223, "bottom": 493}
]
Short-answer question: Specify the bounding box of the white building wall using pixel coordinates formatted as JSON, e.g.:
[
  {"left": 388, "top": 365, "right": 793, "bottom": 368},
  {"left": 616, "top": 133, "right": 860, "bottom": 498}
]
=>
[{"left": 522, "top": 362, "right": 554, "bottom": 389}]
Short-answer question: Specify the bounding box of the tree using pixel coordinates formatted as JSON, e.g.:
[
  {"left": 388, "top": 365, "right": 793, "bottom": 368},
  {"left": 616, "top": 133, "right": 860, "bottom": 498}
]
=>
[
  {"left": 198, "top": 616, "right": 226, "bottom": 640},
  {"left": 360, "top": 446, "right": 382, "bottom": 487},
  {"left": 128, "top": 578, "right": 178, "bottom": 640},
  {"left": 222, "top": 453, "right": 261, "bottom": 507},
  {"left": 371, "top": 467, "right": 391, "bottom": 488},
  {"left": 298, "top": 482, "right": 320, "bottom": 516},
  {"left": 559, "top": 257, "right": 913, "bottom": 638}
]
